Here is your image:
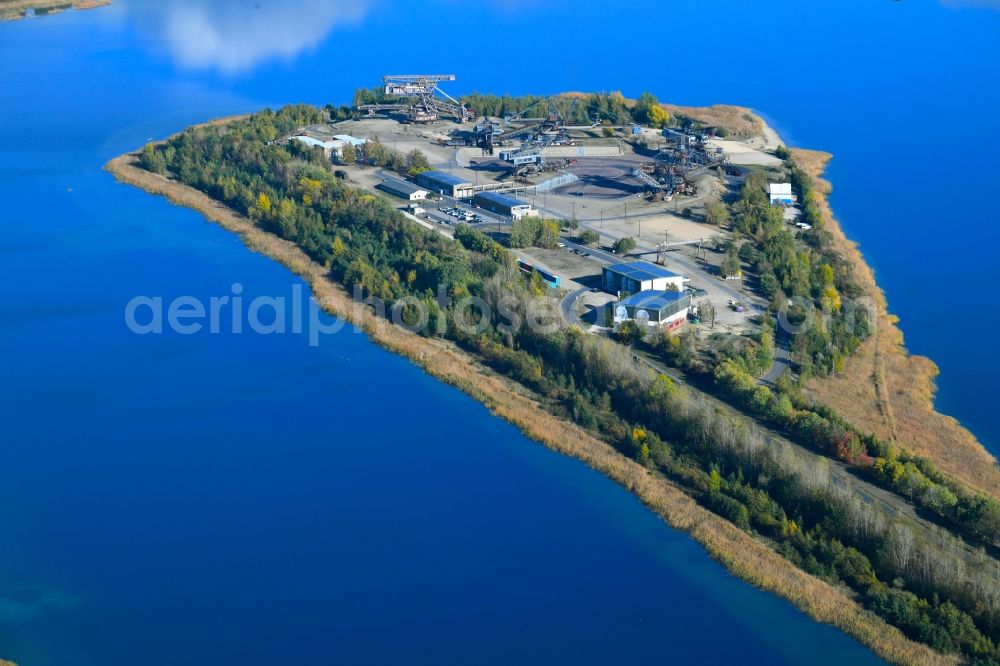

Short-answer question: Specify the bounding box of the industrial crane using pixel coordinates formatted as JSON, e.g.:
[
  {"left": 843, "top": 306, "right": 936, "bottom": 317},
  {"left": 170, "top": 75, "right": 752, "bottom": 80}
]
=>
[
  {"left": 495, "top": 97, "right": 576, "bottom": 172},
  {"left": 356, "top": 74, "right": 472, "bottom": 123}
]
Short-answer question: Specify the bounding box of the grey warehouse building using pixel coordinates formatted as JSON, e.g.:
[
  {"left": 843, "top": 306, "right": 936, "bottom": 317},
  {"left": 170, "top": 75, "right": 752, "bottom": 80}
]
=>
[
  {"left": 416, "top": 171, "right": 474, "bottom": 199},
  {"left": 378, "top": 179, "right": 429, "bottom": 201},
  {"left": 472, "top": 191, "right": 534, "bottom": 220}
]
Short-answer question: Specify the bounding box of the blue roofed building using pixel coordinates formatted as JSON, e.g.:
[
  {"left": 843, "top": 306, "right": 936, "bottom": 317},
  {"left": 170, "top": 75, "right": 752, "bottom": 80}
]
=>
[
  {"left": 416, "top": 170, "right": 474, "bottom": 198},
  {"left": 473, "top": 191, "right": 534, "bottom": 220},
  {"left": 602, "top": 260, "right": 686, "bottom": 295},
  {"left": 613, "top": 290, "right": 692, "bottom": 330}
]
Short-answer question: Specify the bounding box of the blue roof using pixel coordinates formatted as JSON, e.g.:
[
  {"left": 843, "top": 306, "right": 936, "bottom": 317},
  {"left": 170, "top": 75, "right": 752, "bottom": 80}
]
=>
[
  {"left": 475, "top": 191, "right": 528, "bottom": 208},
  {"left": 605, "top": 260, "right": 680, "bottom": 282},
  {"left": 618, "top": 289, "right": 689, "bottom": 310},
  {"left": 419, "top": 170, "right": 471, "bottom": 187}
]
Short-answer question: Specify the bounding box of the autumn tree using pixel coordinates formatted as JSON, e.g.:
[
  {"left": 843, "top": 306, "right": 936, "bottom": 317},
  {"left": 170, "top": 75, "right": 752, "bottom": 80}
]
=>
[{"left": 635, "top": 92, "right": 669, "bottom": 129}]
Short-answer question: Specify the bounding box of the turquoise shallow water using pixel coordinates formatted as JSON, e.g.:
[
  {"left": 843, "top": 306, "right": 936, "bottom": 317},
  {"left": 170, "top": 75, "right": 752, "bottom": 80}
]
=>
[{"left": 0, "top": 1, "right": 996, "bottom": 663}]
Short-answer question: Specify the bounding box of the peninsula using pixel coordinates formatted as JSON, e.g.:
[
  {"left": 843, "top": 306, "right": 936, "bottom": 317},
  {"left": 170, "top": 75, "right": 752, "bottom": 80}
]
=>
[
  {"left": 107, "top": 82, "right": 1000, "bottom": 666},
  {"left": 0, "top": 0, "right": 110, "bottom": 21}
]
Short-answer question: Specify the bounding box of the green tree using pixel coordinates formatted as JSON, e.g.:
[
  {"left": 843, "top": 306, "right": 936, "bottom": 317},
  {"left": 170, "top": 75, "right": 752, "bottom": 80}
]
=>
[
  {"left": 509, "top": 216, "right": 542, "bottom": 248},
  {"left": 709, "top": 468, "right": 722, "bottom": 493},
  {"left": 705, "top": 200, "right": 729, "bottom": 226},
  {"left": 616, "top": 319, "right": 643, "bottom": 344},
  {"left": 721, "top": 245, "right": 741, "bottom": 277},
  {"left": 579, "top": 230, "right": 599, "bottom": 246},
  {"left": 612, "top": 236, "right": 637, "bottom": 255},
  {"left": 405, "top": 149, "right": 430, "bottom": 177},
  {"left": 139, "top": 144, "right": 166, "bottom": 175},
  {"left": 340, "top": 143, "right": 356, "bottom": 164},
  {"left": 363, "top": 139, "right": 389, "bottom": 167},
  {"left": 635, "top": 92, "right": 669, "bottom": 128}
]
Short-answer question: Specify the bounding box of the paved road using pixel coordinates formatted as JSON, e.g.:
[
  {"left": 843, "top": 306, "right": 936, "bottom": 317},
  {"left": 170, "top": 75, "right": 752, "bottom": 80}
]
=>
[
  {"left": 560, "top": 286, "right": 588, "bottom": 326},
  {"left": 761, "top": 326, "right": 792, "bottom": 385}
]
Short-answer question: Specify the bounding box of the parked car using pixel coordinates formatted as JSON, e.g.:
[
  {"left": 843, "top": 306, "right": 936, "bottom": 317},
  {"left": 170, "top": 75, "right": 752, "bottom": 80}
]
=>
[{"left": 557, "top": 242, "right": 566, "bottom": 248}]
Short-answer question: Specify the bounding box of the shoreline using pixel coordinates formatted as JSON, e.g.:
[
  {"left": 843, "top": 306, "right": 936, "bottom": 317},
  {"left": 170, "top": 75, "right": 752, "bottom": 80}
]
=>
[
  {"left": 791, "top": 150, "right": 1000, "bottom": 499},
  {"left": 105, "top": 123, "right": 953, "bottom": 665},
  {"left": 0, "top": 0, "right": 111, "bottom": 21}
]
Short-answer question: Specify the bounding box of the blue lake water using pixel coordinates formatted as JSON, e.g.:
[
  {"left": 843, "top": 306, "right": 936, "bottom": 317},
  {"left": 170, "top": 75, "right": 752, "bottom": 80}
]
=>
[{"left": 0, "top": 1, "right": 996, "bottom": 663}]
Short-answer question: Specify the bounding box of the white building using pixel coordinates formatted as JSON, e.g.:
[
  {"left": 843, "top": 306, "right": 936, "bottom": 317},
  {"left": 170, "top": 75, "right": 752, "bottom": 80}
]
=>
[
  {"left": 379, "top": 179, "right": 429, "bottom": 201},
  {"left": 291, "top": 134, "right": 366, "bottom": 160},
  {"left": 291, "top": 135, "right": 343, "bottom": 157},
  {"left": 333, "top": 134, "right": 367, "bottom": 147},
  {"left": 769, "top": 183, "right": 794, "bottom": 206}
]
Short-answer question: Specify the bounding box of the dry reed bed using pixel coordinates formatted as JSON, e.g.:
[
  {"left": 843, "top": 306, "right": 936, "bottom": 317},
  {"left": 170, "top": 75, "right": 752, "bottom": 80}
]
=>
[
  {"left": 106, "top": 147, "right": 954, "bottom": 665},
  {"left": 663, "top": 103, "right": 764, "bottom": 137},
  {"left": 793, "top": 149, "right": 1000, "bottom": 500}
]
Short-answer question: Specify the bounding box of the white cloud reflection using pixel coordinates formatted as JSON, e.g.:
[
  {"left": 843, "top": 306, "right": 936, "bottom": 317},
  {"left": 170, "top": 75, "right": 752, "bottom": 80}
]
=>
[
  {"left": 939, "top": 0, "right": 1000, "bottom": 9},
  {"left": 137, "top": 0, "right": 374, "bottom": 75}
]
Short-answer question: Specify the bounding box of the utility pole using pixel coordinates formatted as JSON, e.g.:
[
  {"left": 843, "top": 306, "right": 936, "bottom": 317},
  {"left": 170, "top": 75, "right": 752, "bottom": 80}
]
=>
[{"left": 600, "top": 209, "right": 603, "bottom": 229}]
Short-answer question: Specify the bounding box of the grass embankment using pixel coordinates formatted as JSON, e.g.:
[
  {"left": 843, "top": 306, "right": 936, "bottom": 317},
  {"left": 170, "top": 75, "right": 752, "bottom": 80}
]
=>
[
  {"left": 106, "top": 143, "right": 952, "bottom": 666},
  {"left": 793, "top": 149, "right": 1000, "bottom": 500},
  {"left": 0, "top": 0, "right": 111, "bottom": 21}
]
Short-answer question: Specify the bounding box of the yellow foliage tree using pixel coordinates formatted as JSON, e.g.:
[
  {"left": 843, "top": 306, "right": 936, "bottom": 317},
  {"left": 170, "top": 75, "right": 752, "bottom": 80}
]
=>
[
  {"left": 647, "top": 104, "right": 669, "bottom": 128},
  {"left": 256, "top": 192, "right": 271, "bottom": 213},
  {"left": 822, "top": 285, "right": 842, "bottom": 312}
]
